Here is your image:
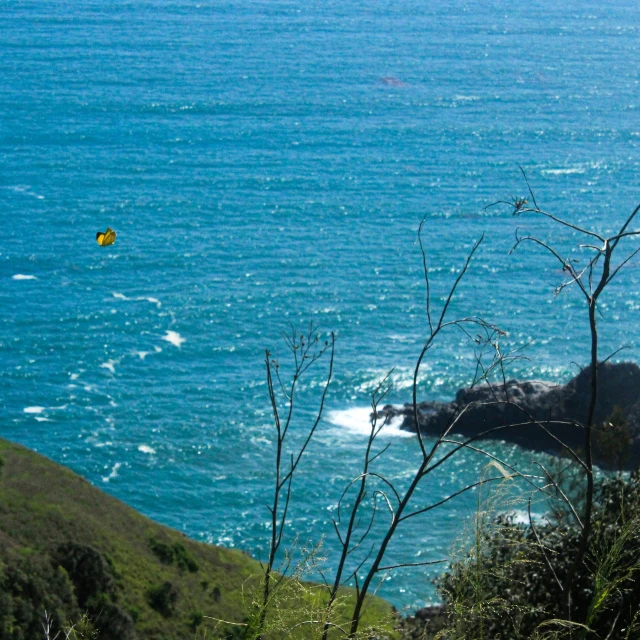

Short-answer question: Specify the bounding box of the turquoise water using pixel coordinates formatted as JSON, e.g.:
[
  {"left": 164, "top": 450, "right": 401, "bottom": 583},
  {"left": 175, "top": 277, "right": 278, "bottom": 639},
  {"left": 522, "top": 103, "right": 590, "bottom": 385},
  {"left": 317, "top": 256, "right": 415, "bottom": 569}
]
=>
[{"left": 2, "top": 0, "right": 640, "bottom": 610}]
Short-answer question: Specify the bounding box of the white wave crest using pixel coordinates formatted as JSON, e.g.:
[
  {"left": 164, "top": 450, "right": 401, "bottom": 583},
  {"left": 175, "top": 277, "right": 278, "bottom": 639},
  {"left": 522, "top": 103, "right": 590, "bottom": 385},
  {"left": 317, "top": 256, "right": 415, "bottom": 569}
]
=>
[
  {"left": 12, "top": 274, "right": 37, "bottom": 280},
  {"left": 542, "top": 168, "right": 585, "bottom": 175},
  {"left": 138, "top": 445, "right": 156, "bottom": 455},
  {"left": 102, "top": 462, "right": 122, "bottom": 482},
  {"left": 24, "top": 406, "right": 45, "bottom": 414},
  {"left": 162, "top": 330, "right": 185, "bottom": 347},
  {"left": 100, "top": 360, "right": 117, "bottom": 374},
  {"left": 327, "top": 407, "right": 413, "bottom": 438},
  {"left": 112, "top": 292, "right": 161, "bottom": 307}
]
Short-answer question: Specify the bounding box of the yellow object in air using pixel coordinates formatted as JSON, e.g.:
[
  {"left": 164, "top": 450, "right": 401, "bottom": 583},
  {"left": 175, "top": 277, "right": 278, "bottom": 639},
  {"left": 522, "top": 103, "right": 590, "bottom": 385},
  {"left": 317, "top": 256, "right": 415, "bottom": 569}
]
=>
[{"left": 96, "top": 228, "right": 117, "bottom": 247}]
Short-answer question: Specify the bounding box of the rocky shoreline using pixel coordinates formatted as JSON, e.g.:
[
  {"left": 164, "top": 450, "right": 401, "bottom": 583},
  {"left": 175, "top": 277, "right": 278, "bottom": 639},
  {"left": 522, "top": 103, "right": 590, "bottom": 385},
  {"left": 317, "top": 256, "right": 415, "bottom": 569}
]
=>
[{"left": 377, "top": 362, "right": 640, "bottom": 470}]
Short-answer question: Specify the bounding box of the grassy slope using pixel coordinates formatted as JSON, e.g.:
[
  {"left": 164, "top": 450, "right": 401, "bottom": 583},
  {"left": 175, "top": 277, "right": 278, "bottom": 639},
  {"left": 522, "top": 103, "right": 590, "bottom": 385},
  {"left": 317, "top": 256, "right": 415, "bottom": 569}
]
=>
[{"left": 0, "top": 438, "right": 396, "bottom": 639}]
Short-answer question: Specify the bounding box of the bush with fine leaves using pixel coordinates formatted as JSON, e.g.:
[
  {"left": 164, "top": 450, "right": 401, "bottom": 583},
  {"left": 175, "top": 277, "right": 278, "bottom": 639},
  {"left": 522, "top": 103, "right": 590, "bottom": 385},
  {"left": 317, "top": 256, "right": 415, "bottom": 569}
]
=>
[{"left": 437, "top": 471, "right": 640, "bottom": 639}]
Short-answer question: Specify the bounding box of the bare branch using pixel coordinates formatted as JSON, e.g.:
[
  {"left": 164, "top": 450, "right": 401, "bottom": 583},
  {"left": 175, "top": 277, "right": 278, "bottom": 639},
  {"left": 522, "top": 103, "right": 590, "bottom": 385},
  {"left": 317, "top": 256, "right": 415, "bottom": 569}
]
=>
[
  {"left": 418, "top": 216, "right": 434, "bottom": 334},
  {"left": 377, "top": 558, "right": 448, "bottom": 572},
  {"left": 399, "top": 475, "right": 539, "bottom": 524},
  {"left": 519, "top": 165, "right": 539, "bottom": 210},
  {"left": 605, "top": 245, "right": 640, "bottom": 287},
  {"left": 610, "top": 202, "right": 640, "bottom": 251},
  {"left": 533, "top": 461, "right": 584, "bottom": 529},
  {"left": 599, "top": 345, "right": 630, "bottom": 367},
  {"left": 529, "top": 491, "right": 564, "bottom": 588},
  {"left": 511, "top": 232, "right": 590, "bottom": 300}
]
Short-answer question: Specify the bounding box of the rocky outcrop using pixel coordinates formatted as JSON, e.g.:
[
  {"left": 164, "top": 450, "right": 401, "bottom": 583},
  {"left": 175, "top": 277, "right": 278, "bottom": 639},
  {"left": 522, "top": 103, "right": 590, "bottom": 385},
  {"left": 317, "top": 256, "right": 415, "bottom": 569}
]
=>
[{"left": 377, "top": 362, "right": 640, "bottom": 469}]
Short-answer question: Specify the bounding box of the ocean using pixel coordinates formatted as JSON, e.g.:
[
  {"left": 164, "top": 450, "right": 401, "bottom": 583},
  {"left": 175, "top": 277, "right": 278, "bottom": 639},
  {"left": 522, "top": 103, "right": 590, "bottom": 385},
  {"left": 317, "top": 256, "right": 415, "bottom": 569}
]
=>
[{"left": 2, "top": 0, "right": 640, "bottom": 610}]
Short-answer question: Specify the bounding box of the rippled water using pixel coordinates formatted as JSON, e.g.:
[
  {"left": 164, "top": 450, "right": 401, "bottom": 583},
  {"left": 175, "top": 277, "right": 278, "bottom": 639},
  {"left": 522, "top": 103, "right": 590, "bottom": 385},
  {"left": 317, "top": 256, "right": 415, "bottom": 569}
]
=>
[{"left": 2, "top": 0, "right": 640, "bottom": 610}]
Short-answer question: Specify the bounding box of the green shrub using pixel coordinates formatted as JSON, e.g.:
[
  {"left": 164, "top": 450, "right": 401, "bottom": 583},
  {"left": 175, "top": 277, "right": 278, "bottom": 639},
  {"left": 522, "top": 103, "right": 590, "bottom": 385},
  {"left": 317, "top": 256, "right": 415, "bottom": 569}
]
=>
[
  {"left": 56, "top": 543, "right": 116, "bottom": 609},
  {"left": 148, "top": 538, "right": 175, "bottom": 565},
  {"left": 48, "top": 543, "right": 139, "bottom": 639},
  {"left": 127, "top": 606, "right": 140, "bottom": 623},
  {"left": 147, "top": 581, "right": 178, "bottom": 618},
  {"left": 173, "top": 543, "right": 198, "bottom": 572},
  {"left": 92, "top": 603, "right": 136, "bottom": 640},
  {"left": 189, "top": 610, "right": 203, "bottom": 631},
  {"left": 149, "top": 538, "right": 198, "bottom": 572},
  {"left": 438, "top": 472, "right": 640, "bottom": 639},
  {"left": 0, "top": 554, "right": 79, "bottom": 640}
]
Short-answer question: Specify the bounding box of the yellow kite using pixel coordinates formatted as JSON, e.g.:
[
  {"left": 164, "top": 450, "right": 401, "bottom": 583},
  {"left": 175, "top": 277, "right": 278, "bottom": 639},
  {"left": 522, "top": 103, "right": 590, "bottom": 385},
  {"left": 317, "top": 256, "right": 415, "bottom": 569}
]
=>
[{"left": 96, "top": 228, "right": 117, "bottom": 247}]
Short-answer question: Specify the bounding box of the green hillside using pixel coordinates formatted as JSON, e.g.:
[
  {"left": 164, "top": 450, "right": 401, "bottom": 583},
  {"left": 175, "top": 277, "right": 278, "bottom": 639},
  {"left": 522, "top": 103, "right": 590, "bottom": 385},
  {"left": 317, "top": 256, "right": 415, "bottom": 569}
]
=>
[{"left": 0, "top": 439, "right": 396, "bottom": 639}]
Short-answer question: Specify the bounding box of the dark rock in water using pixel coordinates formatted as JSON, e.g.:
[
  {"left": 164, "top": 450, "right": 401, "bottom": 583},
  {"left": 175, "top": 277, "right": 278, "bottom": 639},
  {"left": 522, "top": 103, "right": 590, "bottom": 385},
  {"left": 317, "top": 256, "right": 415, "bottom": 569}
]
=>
[{"left": 377, "top": 362, "right": 640, "bottom": 470}]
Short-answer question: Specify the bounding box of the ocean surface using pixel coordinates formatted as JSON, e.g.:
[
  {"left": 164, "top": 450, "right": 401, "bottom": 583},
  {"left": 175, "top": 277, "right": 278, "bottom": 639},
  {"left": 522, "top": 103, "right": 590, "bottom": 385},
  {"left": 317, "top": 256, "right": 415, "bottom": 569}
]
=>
[{"left": 2, "top": 0, "right": 640, "bottom": 611}]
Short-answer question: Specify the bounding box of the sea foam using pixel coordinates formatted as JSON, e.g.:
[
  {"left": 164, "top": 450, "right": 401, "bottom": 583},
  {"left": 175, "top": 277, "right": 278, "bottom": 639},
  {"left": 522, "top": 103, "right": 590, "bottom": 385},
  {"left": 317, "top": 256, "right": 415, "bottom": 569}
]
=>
[
  {"left": 542, "top": 167, "right": 585, "bottom": 175},
  {"left": 326, "top": 407, "right": 413, "bottom": 438},
  {"left": 138, "top": 445, "right": 156, "bottom": 455},
  {"left": 23, "top": 406, "right": 45, "bottom": 414},
  {"left": 100, "top": 360, "right": 117, "bottom": 374},
  {"left": 112, "top": 292, "right": 161, "bottom": 307},
  {"left": 162, "top": 330, "right": 185, "bottom": 347},
  {"left": 102, "top": 462, "right": 122, "bottom": 482}
]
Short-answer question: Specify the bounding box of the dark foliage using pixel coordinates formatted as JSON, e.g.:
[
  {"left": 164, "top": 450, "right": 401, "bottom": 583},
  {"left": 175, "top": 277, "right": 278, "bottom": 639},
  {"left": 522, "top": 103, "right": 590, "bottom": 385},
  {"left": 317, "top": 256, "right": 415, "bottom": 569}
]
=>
[
  {"left": 55, "top": 543, "right": 137, "bottom": 638},
  {"left": 92, "top": 602, "right": 137, "bottom": 640},
  {"left": 172, "top": 543, "right": 199, "bottom": 572},
  {"left": 149, "top": 538, "right": 198, "bottom": 572},
  {"left": 0, "top": 554, "right": 78, "bottom": 640},
  {"left": 0, "top": 544, "right": 138, "bottom": 640},
  {"left": 147, "top": 582, "right": 179, "bottom": 618},
  {"left": 56, "top": 542, "right": 117, "bottom": 609},
  {"left": 149, "top": 538, "right": 175, "bottom": 564},
  {"left": 188, "top": 610, "right": 203, "bottom": 631}
]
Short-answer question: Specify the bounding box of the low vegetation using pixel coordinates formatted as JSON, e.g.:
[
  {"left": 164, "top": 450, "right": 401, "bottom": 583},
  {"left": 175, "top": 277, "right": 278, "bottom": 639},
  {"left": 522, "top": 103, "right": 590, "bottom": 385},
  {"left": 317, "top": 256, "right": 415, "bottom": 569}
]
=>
[
  {"left": 410, "top": 469, "right": 640, "bottom": 639},
  {"left": 0, "top": 439, "right": 395, "bottom": 639}
]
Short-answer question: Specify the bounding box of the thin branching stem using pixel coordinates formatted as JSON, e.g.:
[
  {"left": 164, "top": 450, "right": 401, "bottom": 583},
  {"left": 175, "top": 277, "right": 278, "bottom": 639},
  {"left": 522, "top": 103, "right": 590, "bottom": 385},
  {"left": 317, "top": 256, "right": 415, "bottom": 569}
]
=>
[{"left": 253, "top": 330, "right": 335, "bottom": 640}]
